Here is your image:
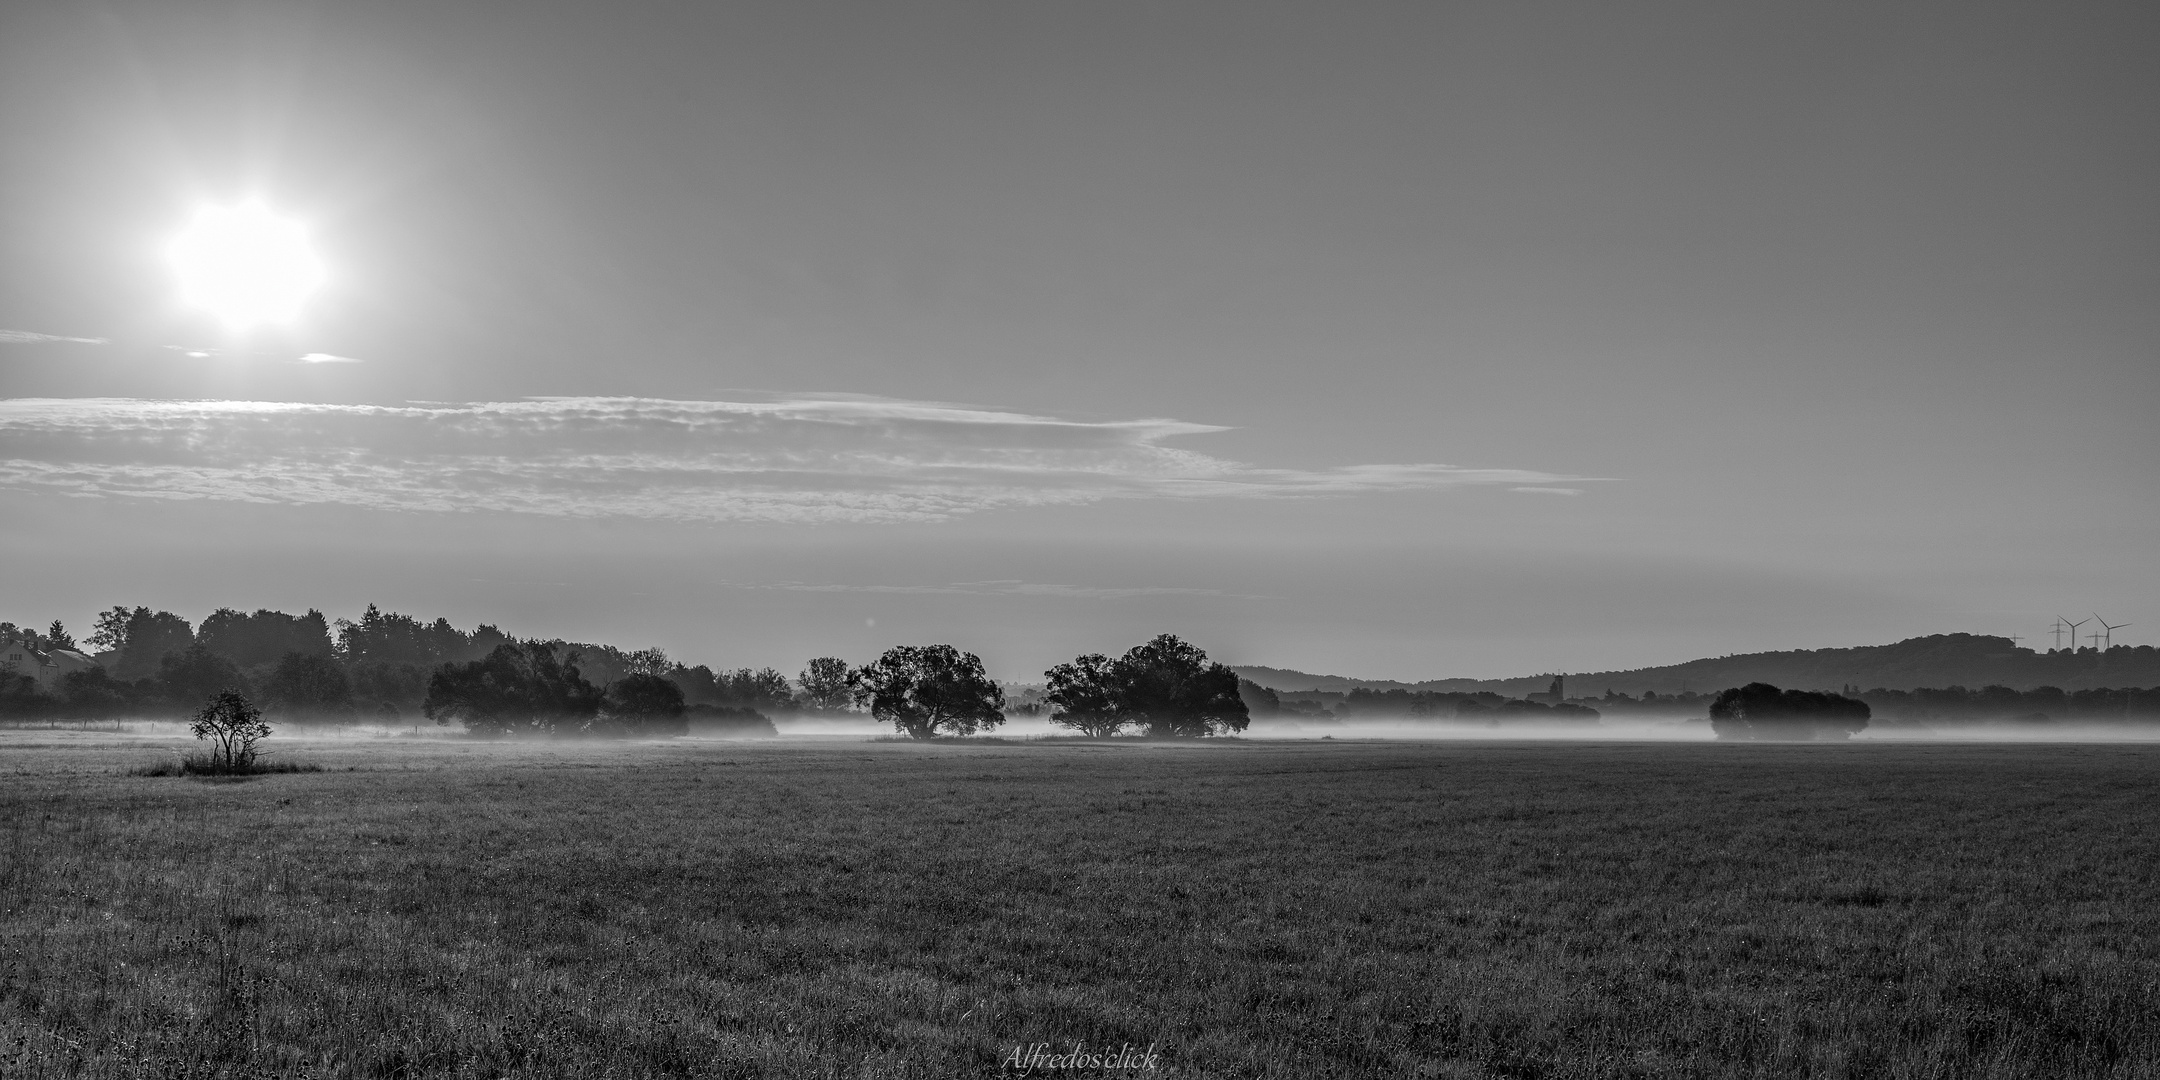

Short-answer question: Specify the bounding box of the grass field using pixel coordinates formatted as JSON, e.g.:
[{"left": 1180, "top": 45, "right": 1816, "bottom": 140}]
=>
[{"left": 3, "top": 730, "right": 2157, "bottom": 1078}]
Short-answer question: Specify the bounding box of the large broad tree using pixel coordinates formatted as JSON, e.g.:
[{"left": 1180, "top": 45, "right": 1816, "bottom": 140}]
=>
[
  {"left": 1042, "top": 634, "right": 1250, "bottom": 738},
  {"left": 1111, "top": 634, "right": 1249, "bottom": 738},
  {"left": 423, "top": 641, "right": 604, "bottom": 737},
  {"left": 852, "top": 644, "right": 1005, "bottom": 739},
  {"left": 1042, "top": 653, "right": 1127, "bottom": 737},
  {"left": 1709, "top": 683, "right": 1870, "bottom": 741}
]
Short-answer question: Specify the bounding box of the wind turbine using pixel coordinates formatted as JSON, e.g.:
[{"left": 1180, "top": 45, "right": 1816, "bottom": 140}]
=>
[
  {"left": 2061, "top": 616, "right": 2089, "bottom": 653},
  {"left": 2094, "top": 615, "right": 2131, "bottom": 651}
]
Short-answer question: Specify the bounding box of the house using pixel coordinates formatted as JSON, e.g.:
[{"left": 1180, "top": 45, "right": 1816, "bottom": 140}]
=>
[{"left": 0, "top": 647, "right": 98, "bottom": 692}]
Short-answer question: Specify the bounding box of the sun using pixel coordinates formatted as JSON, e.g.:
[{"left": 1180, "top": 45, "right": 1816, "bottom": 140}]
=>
[{"left": 168, "top": 202, "right": 326, "bottom": 329}]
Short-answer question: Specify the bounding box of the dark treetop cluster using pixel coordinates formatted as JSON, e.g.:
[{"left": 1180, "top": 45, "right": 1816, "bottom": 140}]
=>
[{"left": 0, "top": 609, "right": 1250, "bottom": 741}]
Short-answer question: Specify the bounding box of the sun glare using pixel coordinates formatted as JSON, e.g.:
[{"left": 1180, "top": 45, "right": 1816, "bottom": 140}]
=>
[{"left": 168, "top": 202, "right": 326, "bottom": 328}]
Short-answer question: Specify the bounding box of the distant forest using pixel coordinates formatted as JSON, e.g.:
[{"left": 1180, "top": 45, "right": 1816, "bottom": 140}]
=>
[
  {"left": 1238, "top": 634, "right": 2160, "bottom": 697},
  {"left": 1283, "top": 684, "right": 2160, "bottom": 726},
  {"left": 0, "top": 605, "right": 791, "bottom": 729}
]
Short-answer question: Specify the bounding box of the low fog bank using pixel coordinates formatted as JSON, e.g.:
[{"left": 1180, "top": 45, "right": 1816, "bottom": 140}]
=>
[
  {"left": 1242, "top": 713, "right": 2160, "bottom": 743},
  {"left": 1245, "top": 717, "right": 1703, "bottom": 741},
  {"left": 780, "top": 713, "right": 2160, "bottom": 743},
  {"left": 14, "top": 714, "right": 2160, "bottom": 747}
]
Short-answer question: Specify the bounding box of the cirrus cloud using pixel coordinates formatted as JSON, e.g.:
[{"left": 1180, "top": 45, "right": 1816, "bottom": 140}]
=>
[
  {"left": 0, "top": 329, "right": 109, "bottom": 345},
  {"left": 0, "top": 395, "right": 1599, "bottom": 523}
]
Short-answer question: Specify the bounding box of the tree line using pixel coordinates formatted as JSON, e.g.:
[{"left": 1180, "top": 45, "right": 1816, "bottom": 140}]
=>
[
  {"left": 1852, "top": 684, "right": 2160, "bottom": 724},
  {"left": 424, "top": 632, "right": 1252, "bottom": 740},
  {"left": 0, "top": 607, "right": 1253, "bottom": 740},
  {"left": 1318, "top": 686, "right": 1605, "bottom": 722}
]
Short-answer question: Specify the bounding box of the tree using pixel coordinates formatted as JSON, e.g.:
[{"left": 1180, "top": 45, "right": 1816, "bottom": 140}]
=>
[
  {"left": 106, "top": 608, "right": 195, "bottom": 680},
  {"left": 337, "top": 605, "right": 486, "bottom": 668},
  {"left": 60, "top": 667, "right": 134, "bottom": 719},
  {"left": 1041, "top": 635, "right": 1251, "bottom": 738},
  {"left": 716, "top": 667, "right": 795, "bottom": 712},
  {"left": 623, "top": 647, "right": 671, "bottom": 677},
  {"left": 0, "top": 672, "right": 54, "bottom": 720},
  {"left": 45, "top": 620, "right": 75, "bottom": 652},
  {"left": 1043, "top": 653, "right": 1127, "bottom": 737},
  {"left": 1709, "top": 683, "right": 1870, "bottom": 741},
  {"left": 798, "top": 657, "right": 853, "bottom": 711},
  {"left": 600, "top": 672, "right": 687, "bottom": 737},
  {"left": 1110, "top": 634, "right": 1249, "bottom": 738},
  {"left": 87, "top": 606, "right": 132, "bottom": 653},
  {"left": 199, "top": 608, "right": 335, "bottom": 668},
  {"left": 852, "top": 644, "right": 1005, "bottom": 739},
  {"left": 1237, "top": 678, "right": 1281, "bottom": 717},
  {"left": 422, "top": 641, "right": 604, "bottom": 737},
  {"left": 191, "top": 690, "right": 271, "bottom": 770},
  {"left": 263, "top": 652, "right": 355, "bottom": 720},
  {"left": 158, "top": 644, "right": 249, "bottom": 708}
]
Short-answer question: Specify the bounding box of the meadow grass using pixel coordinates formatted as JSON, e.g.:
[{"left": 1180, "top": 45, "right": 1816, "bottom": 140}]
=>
[{"left": 2, "top": 733, "right": 2157, "bottom": 1078}]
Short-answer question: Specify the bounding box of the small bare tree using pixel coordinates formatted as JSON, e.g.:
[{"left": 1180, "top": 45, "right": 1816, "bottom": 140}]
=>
[{"left": 192, "top": 690, "right": 271, "bottom": 770}]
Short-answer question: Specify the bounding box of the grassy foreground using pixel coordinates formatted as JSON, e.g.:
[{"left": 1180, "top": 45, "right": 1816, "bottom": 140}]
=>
[{"left": 3, "top": 734, "right": 2157, "bottom": 1078}]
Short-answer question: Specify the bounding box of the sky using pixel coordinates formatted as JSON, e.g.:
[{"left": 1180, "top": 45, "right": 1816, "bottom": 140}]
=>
[{"left": 1, "top": 0, "right": 2155, "bottom": 681}]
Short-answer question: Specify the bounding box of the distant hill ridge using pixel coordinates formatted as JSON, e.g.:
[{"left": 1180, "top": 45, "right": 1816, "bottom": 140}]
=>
[{"left": 1235, "top": 634, "right": 2160, "bottom": 697}]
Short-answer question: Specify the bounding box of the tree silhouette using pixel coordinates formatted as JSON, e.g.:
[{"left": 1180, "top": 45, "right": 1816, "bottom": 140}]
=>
[
  {"left": 1112, "top": 634, "right": 1249, "bottom": 738},
  {"left": 799, "top": 657, "right": 854, "bottom": 711},
  {"left": 198, "top": 608, "right": 335, "bottom": 668},
  {"left": 97, "top": 608, "right": 195, "bottom": 680},
  {"left": 852, "top": 645, "right": 1005, "bottom": 739},
  {"left": 1043, "top": 653, "right": 1126, "bottom": 737},
  {"left": 622, "top": 648, "right": 671, "bottom": 677},
  {"left": 264, "top": 652, "right": 355, "bottom": 720},
  {"left": 158, "top": 644, "right": 249, "bottom": 707},
  {"left": 1709, "top": 683, "right": 1870, "bottom": 741},
  {"left": 191, "top": 690, "right": 270, "bottom": 770},
  {"left": 1042, "top": 635, "right": 1250, "bottom": 738},
  {"left": 601, "top": 672, "right": 687, "bottom": 737},
  {"left": 423, "top": 641, "right": 604, "bottom": 737},
  {"left": 723, "top": 668, "right": 796, "bottom": 712}
]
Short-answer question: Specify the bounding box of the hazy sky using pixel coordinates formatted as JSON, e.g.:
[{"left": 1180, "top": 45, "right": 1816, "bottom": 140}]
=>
[{"left": 2, "top": 0, "right": 2154, "bottom": 680}]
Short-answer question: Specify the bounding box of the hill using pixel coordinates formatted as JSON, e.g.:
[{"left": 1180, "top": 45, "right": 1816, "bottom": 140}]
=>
[{"left": 1237, "top": 634, "right": 2160, "bottom": 697}]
